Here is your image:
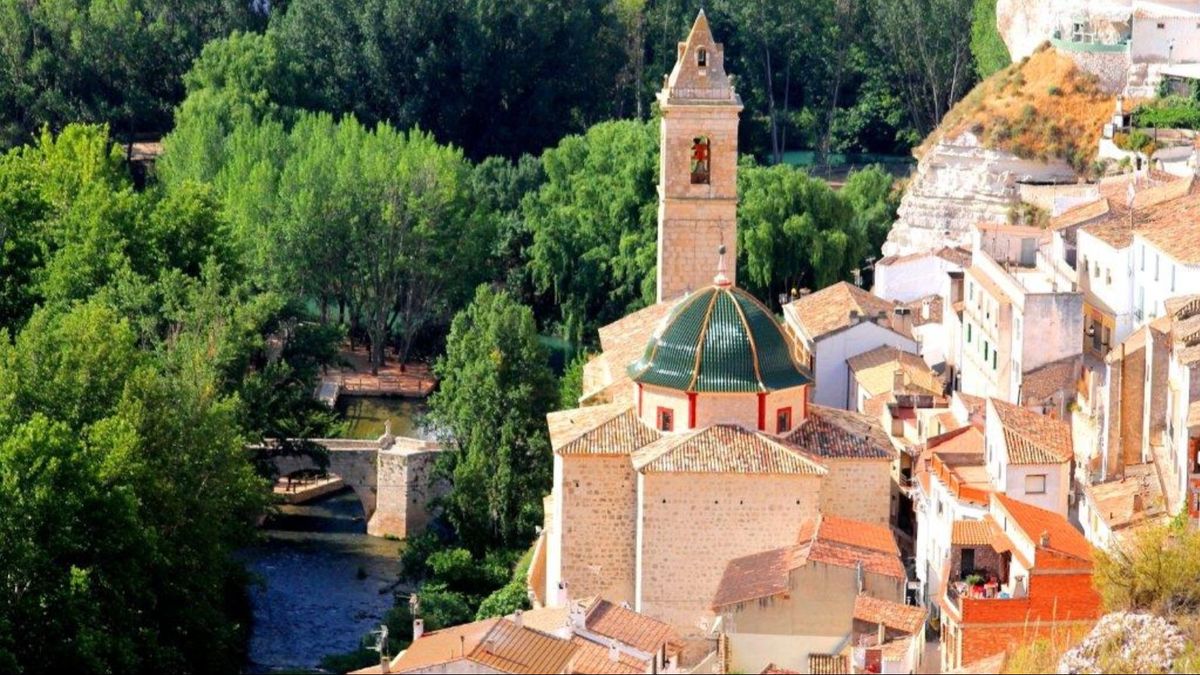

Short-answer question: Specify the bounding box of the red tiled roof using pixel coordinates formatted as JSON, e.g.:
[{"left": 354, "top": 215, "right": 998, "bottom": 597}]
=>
[
  {"left": 469, "top": 619, "right": 578, "bottom": 674},
  {"left": 556, "top": 406, "right": 661, "bottom": 456},
  {"left": 994, "top": 494, "right": 1092, "bottom": 566},
  {"left": 583, "top": 599, "right": 681, "bottom": 654},
  {"left": 786, "top": 282, "right": 910, "bottom": 341},
  {"left": 988, "top": 398, "right": 1072, "bottom": 464},
  {"left": 567, "top": 636, "right": 647, "bottom": 674},
  {"left": 951, "top": 520, "right": 993, "bottom": 547},
  {"left": 787, "top": 405, "right": 895, "bottom": 460},
  {"left": 1021, "top": 356, "right": 1079, "bottom": 403},
  {"left": 853, "top": 594, "right": 926, "bottom": 634},
  {"left": 712, "top": 515, "right": 904, "bottom": 608},
  {"left": 709, "top": 546, "right": 795, "bottom": 607},
  {"left": 632, "top": 424, "right": 827, "bottom": 475}
]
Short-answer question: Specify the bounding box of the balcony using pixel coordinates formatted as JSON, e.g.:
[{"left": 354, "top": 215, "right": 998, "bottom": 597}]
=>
[{"left": 943, "top": 532, "right": 1026, "bottom": 613}]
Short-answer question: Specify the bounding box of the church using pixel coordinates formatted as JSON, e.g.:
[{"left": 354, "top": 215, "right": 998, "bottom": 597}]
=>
[{"left": 537, "top": 12, "right": 896, "bottom": 638}]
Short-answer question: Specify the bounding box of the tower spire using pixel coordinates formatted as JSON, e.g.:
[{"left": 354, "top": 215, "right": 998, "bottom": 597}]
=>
[{"left": 714, "top": 244, "right": 731, "bottom": 287}]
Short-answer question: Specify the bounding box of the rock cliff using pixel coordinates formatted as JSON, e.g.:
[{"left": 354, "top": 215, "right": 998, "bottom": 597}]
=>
[{"left": 884, "top": 49, "right": 1115, "bottom": 257}]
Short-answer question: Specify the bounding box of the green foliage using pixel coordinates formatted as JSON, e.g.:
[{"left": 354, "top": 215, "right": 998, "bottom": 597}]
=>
[
  {"left": 524, "top": 119, "right": 658, "bottom": 342},
  {"left": 971, "top": 0, "right": 1011, "bottom": 79},
  {"left": 430, "top": 285, "right": 557, "bottom": 555},
  {"left": 1094, "top": 520, "right": 1200, "bottom": 614},
  {"left": 559, "top": 351, "right": 590, "bottom": 409},
  {"left": 1135, "top": 96, "right": 1200, "bottom": 130},
  {"left": 476, "top": 581, "right": 531, "bottom": 620},
  {"left": 0, "top": 0, "right": 264, "bottom": 148},
  {"left": 737, "top": 164, "right": 879, "bottom": 301}
]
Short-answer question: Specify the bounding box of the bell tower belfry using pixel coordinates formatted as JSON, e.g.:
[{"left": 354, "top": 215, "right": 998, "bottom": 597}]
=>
[{"left": 655, "top": 10, "right": 743, "bottom": 302}]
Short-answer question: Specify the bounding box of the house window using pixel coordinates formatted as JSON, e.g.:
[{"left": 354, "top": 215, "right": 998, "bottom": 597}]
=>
[
  {"left": 690, "top": 136, "right": 711, "bottom": 184},
  {"left": 657, "top": 407, "right": 674, "bottom": 432},
  {"left": 1155, "top": 254, "right": 1160, "bottom": 281},
  {"left": 967, "top": 323, "right": 973, "bottom": 343},
  {"left": 1158, "top": 22, "right": 1166, "bottom": 29},
  {"left": 776, "top": 407, "right": 793, "bottom": 433},
  {"left": 983, "top": 341, "right": 990, "bottom": 361},
  {"left": 697, "top": 47, "right": 707, "bottom": 68},
  {"left": 1025, "top": 474, "right": 1047, "bottom": 494},
  {"left": 993, "top": 351, "right": 998, "bottom": 370},
  {"left": 1082, "top": 257, "right": 1088, "bottom": 274}
]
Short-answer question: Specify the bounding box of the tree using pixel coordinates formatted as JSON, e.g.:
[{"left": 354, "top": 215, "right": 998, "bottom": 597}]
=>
[
  {"left": 872, "top": 0, "right": 977, "bottom": 137},
  {"left": 1094, "top": 517, "right": 1200, "bottom": 614},
  {"left": 525, "top": 119, "right": 658, "bottom": 343},
  {"left": 0, "top": 0, "right": 265, "bottom": 149},
  {"left": 737, "top": 164, "right": 867, "bottom": 301},
  {"left": 429, "top": 285, "right": 557, "bottom": 554},
  {"left": 970, "top": 0, "right": 1011, "bottom": 79}
]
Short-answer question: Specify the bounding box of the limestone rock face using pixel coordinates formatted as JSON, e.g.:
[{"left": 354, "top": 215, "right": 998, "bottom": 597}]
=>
[
  {"left": 882, "top": 130, "right": 1077, "bottom": 257},
  {"left": 997, "top": 0, "right": 1091, "bottom": 61},
  {"left": 1058, "top": 612, "right": 1187, "bottom": 674}
]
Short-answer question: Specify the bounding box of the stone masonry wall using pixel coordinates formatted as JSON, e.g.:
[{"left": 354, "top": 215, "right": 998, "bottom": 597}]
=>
[
  {"left": 658, "top": 105, "right": 740, "bottom": 302},
  {"left": 637, "top": 472, "right": 823, "bottom": 632},
  {"left": 819, "top": 457, "right": 892, "bottom": 526},
  {"left": 368, "top": 445, "right": 445, "bottom": 538},
  {"left": 558, "top": 455, "right": 638, "bottom": 606}
]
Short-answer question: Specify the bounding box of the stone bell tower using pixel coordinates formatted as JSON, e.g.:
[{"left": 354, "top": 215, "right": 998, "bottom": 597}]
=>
[{"left": 656, "top": 10, "right": 743, "bottom": 303}]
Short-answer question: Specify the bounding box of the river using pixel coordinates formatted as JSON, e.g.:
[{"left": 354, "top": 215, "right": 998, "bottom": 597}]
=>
[{"left": 242, "top": 488, "right": 404, "bottom": 672}]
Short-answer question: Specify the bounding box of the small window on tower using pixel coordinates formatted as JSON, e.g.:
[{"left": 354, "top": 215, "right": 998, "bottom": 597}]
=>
[
  {"left": 657, "top": 407, "right": 674, "bottom": 432},
  {"left": 690, "top": 136, "right": 711, "bottom": 184},
  {"left": 776, "top": 407, "right": 792, "bottom": 434},
  {"left": 697, "top": 47, "right": 707, "bottom": 68}
]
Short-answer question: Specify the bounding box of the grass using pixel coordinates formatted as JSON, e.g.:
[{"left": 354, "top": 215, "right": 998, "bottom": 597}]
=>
[{"left": 919, "top": 44, "right": 1115, "bottom": 170}]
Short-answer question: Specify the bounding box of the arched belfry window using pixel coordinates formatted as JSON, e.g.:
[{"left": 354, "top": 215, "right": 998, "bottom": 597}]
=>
[
  {"left": 690, "top": 136, "right": 711, "bottom": 184},
  {"left": 697, "top": 47, "right": 708, "bottom": 68}
]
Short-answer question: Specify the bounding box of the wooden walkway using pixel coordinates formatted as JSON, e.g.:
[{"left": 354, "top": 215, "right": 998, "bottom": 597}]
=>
[{"left": 317, "top": 347, "right": 436, "bottom": 402}]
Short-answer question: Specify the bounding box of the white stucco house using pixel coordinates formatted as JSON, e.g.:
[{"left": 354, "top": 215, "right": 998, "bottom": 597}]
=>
[{"left": 784, "top": 282, "right": 920, "bottom": 409}]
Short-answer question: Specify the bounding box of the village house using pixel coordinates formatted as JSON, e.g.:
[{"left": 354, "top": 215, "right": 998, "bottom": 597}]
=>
[
  {"left": 783, "top": 282, "right": 920, "bottom": 409},
  {"left": 528, "top": 13, "right": 898, "bottom": 649},
  {"left": 1050, "top": 173, "right": 1200, "bottom": 359},
  {"left": 355, "top": 597, "right": 688, "bottom": 674},
  {"left": 937, "top": 494, "right": 1103, "bottom": 671},
  {"left": 873, "top": 246, "right": 970, "bottom": 304},
  {"left": 984, "top": 398, "right": 1074, "bottom": 515},
  {"left": 959, "top": 223, "right": 1084, "bottom": 408},
  {"left": 710, "top": 514, "right": 922, "bottom": 674}
]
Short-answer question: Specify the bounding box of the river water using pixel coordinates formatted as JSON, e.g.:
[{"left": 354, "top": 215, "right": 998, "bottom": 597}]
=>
[{"left": 242, "top": 488, "right": 404, "bottom": 672}]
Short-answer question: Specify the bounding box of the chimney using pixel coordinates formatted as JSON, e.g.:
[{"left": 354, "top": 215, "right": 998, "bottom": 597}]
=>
[
  {"left": 381, "top": 654, "right": 390, "bottom": 674},
  {"left": 799, "top": 288, "right": 812, "bottom": 298},
  {"left": 1039, "top": 531, "right": 1050, "bottom": 547},
  {"left": 1133, "top": 492, "right": 1145, "bottom": 513},
  {"left": 876, "top": 310, "right": 888, "bottom": 324},
  {"left": 893, "top": 369, "right": 907, "bottom": 393},
  {"left": 412, "top": 618, "right": 424, "bottom": 642},
  {"left": 557, "top": 580, "right": 570, "bottom": 607},
  {"left": 922, "top": 299, "right": 931, "bottom": 321},
  {"left": 609, "top": 640, "right": 621, "bottom": 663},
  {"left": 849, "top": 310, "right": 860, "bottom": 325},
  {"left": 513, "top": 609, "right": 523, "bottom": 628},
  {"left": 877, "top": 620, "right": 886, "bottom": 646}
]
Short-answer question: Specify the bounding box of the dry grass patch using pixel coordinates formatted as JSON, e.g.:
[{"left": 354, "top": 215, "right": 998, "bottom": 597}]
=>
[{"left": 918, "top": 44, "right": 1116, "bottom": 170}]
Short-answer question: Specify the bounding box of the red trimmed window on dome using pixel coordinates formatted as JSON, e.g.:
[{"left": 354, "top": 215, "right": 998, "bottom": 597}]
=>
[
  {"left": 657, "top": 407, "right": 674, "bottom": 432},
  {"left": 776, "top": 407, "right": 792, "bottom": 434}
]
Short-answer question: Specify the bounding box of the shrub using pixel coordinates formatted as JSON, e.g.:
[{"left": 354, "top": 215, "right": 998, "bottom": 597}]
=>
[
  {"left": 1094, "top": 518, "right": 1200, "bottom": 614},
  {"left": 1048, "top": 85, "right": 1063, "bottom": 96}
]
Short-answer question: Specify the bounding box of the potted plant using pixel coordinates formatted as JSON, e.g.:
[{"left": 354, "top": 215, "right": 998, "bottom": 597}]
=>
[{"left": 963, "top": 573, "right": 985, "bottom": 597}]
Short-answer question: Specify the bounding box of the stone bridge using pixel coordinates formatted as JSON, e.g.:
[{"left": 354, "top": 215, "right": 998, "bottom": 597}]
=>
[{"left": 270, "top": 429, "right": 445, "bottom": 538}]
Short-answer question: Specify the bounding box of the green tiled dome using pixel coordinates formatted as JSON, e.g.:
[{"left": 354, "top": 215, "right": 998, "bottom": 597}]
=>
[{"left": 628, "top": 285, "right": 811, "bottom": 393}]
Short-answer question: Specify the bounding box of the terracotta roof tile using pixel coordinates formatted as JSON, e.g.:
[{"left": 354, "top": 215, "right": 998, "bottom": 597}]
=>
[
  {"left": 567, "top": 636, "right": 647, "bottom": 674},
  {"left": 951, "top": 520, "right": 993, "bottom": 547},
  {"left": 853, "top": 595, "right": 926, "bottom": 634},
  {"left": 468, "top": 619, "right": 578, "bottom": 674},
  {"left": 556, "top": 406, "right": 660, "bottom": 456},
  {"left": 905, "top": 294, "right": 944, "bottom": 327},
  {"left": 1021, "top": 356, "right": 1079, "bottom": 402},
  {"left": 712, "top": 515, "right": 904, "bottom": 608},
  {"left": 547, "top": 403, "right": 629, "bottom": 451},
  {"left": 993, "top": 494, "right": 1093, "bottom": 566},
  {"left": 582, "top": 302, "right": 674, "bottom": 403},
  {"left": 583, "top": 598, "right": 681, "bottom": 654},
  {"left": 988, "top": 398, "right": 1072, "bottom": 464},
  {"left": 847, "top": 346, "right": 942, "bottom": 397},
  {"left": 710, "top": 546, "right": 794, "bottom": 607},
  {"left": 785, "top": 282, "right": 909, "bottom": 341},
  {"left": 1051, "top": 197, "right": 1110, "bottom": 231},
  {"left": 632, "top": 424, "right": 827, "bottom": 475},
  {"left": 1082, "top": 463, "right": 1166, "bottom": 532},
  {"left": 390, "top": 618, "right": 499, "bottom": 672},
  {"left": 787, "top": 405, "right": 895, "bottom": 459}
]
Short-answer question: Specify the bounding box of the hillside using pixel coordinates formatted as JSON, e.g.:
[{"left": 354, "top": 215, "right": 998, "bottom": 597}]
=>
[
  {"left": 884, "top": 46, "right": 1116, "bottom": 256},
  {"left": 920, "top": 45, "right": 1115, "bottom": 168}
]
